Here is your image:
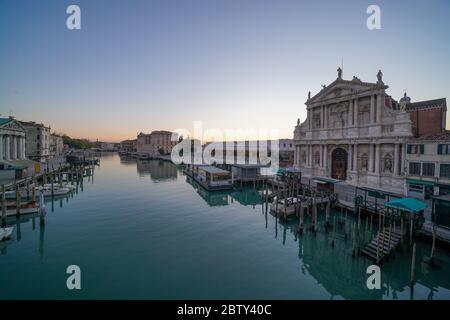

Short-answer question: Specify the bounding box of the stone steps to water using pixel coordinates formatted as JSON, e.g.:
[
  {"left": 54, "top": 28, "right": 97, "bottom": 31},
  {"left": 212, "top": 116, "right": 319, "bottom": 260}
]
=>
[{"left": 362, "top": 228, "right": 403, "bottom": 263}]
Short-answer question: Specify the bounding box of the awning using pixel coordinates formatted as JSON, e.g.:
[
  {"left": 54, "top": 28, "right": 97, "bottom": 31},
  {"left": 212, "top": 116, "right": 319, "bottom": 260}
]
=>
[
  {"left": 384, "top": 198, "right": 428, "bottom": 213},
  {"left": 406, "top": 179, "right": 435, "bottom": 187}
]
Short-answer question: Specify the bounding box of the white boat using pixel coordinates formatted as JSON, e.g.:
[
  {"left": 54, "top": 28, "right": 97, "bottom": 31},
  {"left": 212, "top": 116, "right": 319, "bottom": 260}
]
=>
[
  {"left": 42, "top": 183, "right": 76, "bottom": 191},
  {"left": 0, "top": 227, "right": 14, "bottom": 241},
  {"left": 5, "top": 187, "right": 72, "bottom": 199}
]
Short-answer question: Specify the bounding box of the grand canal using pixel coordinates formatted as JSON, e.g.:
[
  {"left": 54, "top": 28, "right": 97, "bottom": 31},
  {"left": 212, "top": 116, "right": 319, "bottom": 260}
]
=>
[{"left": 1, "top": 154, "right": 449, "bottom": 299}]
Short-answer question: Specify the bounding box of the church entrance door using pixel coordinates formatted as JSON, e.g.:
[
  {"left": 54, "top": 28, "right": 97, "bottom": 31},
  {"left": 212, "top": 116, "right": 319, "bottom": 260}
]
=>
[{"left": 331, "top": 148, "right": 347, "bottom": 180}]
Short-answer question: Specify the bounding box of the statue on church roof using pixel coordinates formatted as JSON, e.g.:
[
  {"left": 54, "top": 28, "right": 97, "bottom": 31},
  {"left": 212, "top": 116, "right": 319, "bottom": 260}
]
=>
[
  {"left": 377, "top": 69, "right": 383, "bottom": 83},
  {"left": 337, "top": 67, "right": 342, "bottom": 79},
  {"left": 308, "top": 91, "right": 311, "bottom": 100},
  {"left": 297, "top": 118, "right": 300, "bottom": 125}
]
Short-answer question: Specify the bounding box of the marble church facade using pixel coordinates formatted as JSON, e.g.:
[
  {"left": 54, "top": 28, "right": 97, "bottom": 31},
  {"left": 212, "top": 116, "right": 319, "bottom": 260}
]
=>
[
  {"left": 293, "top": 70, "right": 413, "bottom": 194},
  {"left": 0, "top": 117, "right": 27, "bottom": 161}
]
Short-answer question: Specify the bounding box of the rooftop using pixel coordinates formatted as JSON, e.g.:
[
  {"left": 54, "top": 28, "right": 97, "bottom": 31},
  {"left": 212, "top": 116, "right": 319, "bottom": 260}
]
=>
[
  {"left": 19, "top": 120, "right": 50, "bottom": 129},
  {"left": 0, "top": 117, "right": 14, "bottom": 126},
  {"left": 405, "top": 98, "right": 447, "bottom": 111},
  {"left": 197, "top": 166, "right": 230, "bottom": 175},
  {"left": 231, "top": 164, "right": 270, "bottom": 169},
  {"left": 411, "top": 130, "right": 450, "bottom": 141}
]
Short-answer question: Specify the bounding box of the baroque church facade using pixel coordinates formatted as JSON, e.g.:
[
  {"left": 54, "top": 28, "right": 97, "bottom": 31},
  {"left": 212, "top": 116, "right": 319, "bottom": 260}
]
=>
[{"left": 293, "top": 69, "right": 413, "bottom": 194}]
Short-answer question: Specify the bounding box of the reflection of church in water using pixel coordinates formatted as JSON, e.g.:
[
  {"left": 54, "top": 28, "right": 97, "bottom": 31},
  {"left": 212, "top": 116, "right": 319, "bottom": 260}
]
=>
[
  {"left": 136, "top": 160, "right": 178, "bottom": 181},
  {"left": 294, "top": 69, "right": 413, "bottom": 193}
]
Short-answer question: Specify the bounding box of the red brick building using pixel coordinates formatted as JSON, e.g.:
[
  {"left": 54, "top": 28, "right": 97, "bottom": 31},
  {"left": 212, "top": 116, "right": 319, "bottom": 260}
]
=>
[{"left": 404, "top": 97, "right": 447, "bottom": 137}]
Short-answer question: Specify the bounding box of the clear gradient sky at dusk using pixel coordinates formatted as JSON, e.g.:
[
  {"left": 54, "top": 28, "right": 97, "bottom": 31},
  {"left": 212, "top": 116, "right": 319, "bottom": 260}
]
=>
[{"left": 1, "top": 0, "right": 450, "bottom": 142}]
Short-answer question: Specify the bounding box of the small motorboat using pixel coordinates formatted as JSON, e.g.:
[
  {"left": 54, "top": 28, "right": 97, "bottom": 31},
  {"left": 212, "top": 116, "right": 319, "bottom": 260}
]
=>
[{"left": 0, "top": 227, "right": 14, "bottom": 241}]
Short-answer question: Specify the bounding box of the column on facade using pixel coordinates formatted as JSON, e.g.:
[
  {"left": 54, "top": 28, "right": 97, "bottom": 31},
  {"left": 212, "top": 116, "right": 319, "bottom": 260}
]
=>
[
  {"left": 294, "top": 145, "right": 297, "bottom": 167},
  {"left": 401, "top": 143, "right": 407, "bottom": 175},
  {"left": 393, "top": 143, "right": 400, "bottom": 176},
  {"left": 353, "top": 98, "right": 358, "bottom": 126},
  {"left": 17, "top": 136, "right": 22, "bottom": 159},
  {"left": 16, "top": 136, "right": 20, "bottom": 159},
  {"left": 370, "top": 95, "right": 375, "bottom": 123},
  {"left": 353, "top": 144, "right": 358, "bottom": 172},
  {"left": 308, "top": 109, "right": 312, "bottom": 130},
  {"left": 368, "top": 143, "right": 374, "bottom": 173},
  {"left": 4, "top": 135, "right": 10, "bottom": 160},
  {"left": 320, "top": 144, "right": 326, "bottom": 169},
  {"left": 21, "top": 136, "right": 26, "bottom": 159},
  {"left": 309, "top": 144, "right": 313, "bottom": 167},
  {"left": 374, "top": 144, "right": 380, "bottom": 174},
  {"left": 319, "top": 144, "right": 322, "bottom": 167},
  {"left": 305, "top": 144, "right": 308, "bottom": 166},
  {"left": 376, "top": 93, "right": 383, "bottom": 123},
  {"left": 16, "top": 136, "right": 21, "bottom": 159},
  {"left": 306, "top": 144, "right": 310, "bottom": 167},
  {"left": 11, "top": 136, "right": 17, "bottom": 160},
  {"left": 0, "top": 135, "right": 3, "bottom": 161},
  {"left": 347, "top": 100, "right": 353, "bottom": 127},
  {"left": 347, "top": 143, "right": 353, "bottom": 171},
  {"left": 323, "top": 144, "right": 328, "bottom": 170}
]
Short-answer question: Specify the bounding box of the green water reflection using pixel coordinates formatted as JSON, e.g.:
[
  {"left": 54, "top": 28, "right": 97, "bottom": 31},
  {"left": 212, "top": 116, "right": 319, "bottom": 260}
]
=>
[{"left": 0, "top": 155, "right": 449, "bottom": 299}]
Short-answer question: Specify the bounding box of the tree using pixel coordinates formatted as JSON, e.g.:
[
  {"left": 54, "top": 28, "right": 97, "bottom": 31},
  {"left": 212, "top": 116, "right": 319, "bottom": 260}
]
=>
[{"left": 62, "top": 135, "right": 94, "bottom": 150}]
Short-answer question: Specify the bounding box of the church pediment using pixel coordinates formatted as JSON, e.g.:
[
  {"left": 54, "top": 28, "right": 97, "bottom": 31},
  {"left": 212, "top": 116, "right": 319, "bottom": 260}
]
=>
[
  {"left": 0, "top": 119, "right": 26, "bottom": 133},
  {"left": 308, "top": 78, "right": 381, "bottom": 104}
]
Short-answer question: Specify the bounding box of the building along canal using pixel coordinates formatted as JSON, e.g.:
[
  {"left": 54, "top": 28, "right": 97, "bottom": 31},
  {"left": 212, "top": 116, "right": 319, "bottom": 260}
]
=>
[{"left": 1, "top": 154, "right": 449, "bottom": 299}]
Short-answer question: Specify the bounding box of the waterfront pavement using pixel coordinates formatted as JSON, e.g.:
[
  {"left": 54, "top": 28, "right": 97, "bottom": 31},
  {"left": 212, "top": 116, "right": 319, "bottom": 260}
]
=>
[{"left": 0, "top": 156, "right": 67, "bottom": 185}]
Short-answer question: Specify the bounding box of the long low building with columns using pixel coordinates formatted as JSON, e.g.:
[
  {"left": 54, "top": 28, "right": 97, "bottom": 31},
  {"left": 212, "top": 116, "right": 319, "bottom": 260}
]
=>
[
  {"left": 0, "top": 117, "right": 27, "bottom": 162},
  {"left": 293, "top": 70, "right": 417, "bottom": 195}
]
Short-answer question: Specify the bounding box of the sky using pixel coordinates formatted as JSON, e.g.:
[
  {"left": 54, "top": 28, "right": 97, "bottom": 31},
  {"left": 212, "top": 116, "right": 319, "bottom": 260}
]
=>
[{"left": 1, "top": 0, "right": 450, "bottom": 142}]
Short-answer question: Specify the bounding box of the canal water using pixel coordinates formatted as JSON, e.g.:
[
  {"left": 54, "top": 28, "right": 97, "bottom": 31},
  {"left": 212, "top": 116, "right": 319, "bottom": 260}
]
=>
[{"left": 1, "top": 154, "right": 449, "bottom": 299}]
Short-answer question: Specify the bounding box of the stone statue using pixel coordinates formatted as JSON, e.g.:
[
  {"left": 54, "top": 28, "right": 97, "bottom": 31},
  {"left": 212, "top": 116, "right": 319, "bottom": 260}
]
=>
[
  {"left": 308, "top": 91, "right": 311, "bottom": 100},
  {"left": 321, "top": 84, "right": 326, "bottom": 89},
  {"left": 297, "top": 118, "right": 300, "bottom": 125},
  {"left": 384, "top": 155, "right": 392, "bottom": 173},
  {"left": 377, "top": 69, "right": 383, "bottom": 82},
  {"left": 338, "top": 111, "right": 345, "bottom": 126},
  {"left": 337, "top": 67, "right": 342, "bottom": 79}
]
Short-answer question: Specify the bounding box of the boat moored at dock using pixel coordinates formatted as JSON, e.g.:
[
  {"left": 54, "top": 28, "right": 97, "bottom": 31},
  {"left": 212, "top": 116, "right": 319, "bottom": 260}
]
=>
[{"left": 186, "top": 165, "right": 233, "bottom": 191}]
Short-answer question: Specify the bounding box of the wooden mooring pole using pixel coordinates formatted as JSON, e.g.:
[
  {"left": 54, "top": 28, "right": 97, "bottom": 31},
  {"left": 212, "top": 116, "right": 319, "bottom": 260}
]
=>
[
  {"left": 410, "top": 241, "right": 417, "bottom": 286},
  {"left": 1, "top": 184, "right": 6, "bottom": 227},
  {"left": 16, "top": 185, "right": 21, "bottom": 216},
  {"left": 331, "top": 214, "right": 336, "bottom": 247}
]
